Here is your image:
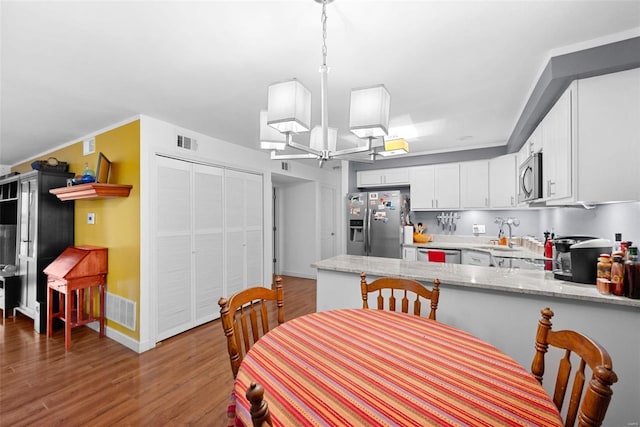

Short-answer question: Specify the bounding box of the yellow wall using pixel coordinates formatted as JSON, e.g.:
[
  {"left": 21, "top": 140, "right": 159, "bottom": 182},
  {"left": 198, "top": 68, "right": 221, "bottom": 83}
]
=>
[{"left": 13, "top": 120, "right": 141, "bottom": 340}]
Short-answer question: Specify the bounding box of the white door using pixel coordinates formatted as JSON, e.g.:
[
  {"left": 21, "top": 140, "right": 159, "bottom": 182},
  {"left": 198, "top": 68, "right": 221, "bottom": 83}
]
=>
[
  {"left": 193, "top": 164, "right": 224, "bottom": 323},
  {"left": 225, "top": 169, "right": 263, "bottom": 292},
  {"left": 320, "top": 185, "right": 337, "bottom": 260},
  {"left": 156, "top": 157, "right": 192, "bottom": 340}
]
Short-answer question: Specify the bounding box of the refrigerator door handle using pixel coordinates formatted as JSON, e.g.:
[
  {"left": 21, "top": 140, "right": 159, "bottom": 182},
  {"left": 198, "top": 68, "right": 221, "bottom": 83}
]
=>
[{"left": 366, "top": 208, "right": 372, "bottom": 255}]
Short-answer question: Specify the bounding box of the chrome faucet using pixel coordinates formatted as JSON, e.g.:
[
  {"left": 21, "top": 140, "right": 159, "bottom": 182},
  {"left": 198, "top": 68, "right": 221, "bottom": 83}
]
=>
[{"left": 495, "top": 217, "right": 520, "bottom": 248}]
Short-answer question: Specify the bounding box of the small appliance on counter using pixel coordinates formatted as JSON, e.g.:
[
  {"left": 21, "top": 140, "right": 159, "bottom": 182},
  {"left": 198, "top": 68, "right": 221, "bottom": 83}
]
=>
[
  {"left": 552, "top": 236, "right": 596, "bottom": 282},
  {"left": 570, "top": 239, "right": 613, "bottom": 284},
  {"left": 553, "top": 236, "right": 612, "bottom": 283}
]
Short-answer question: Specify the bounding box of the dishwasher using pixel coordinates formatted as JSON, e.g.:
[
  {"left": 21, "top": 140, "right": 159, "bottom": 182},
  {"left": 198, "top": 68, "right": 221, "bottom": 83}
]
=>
[{"left": 417, "top": 248, "right": 461, "bottom": 264}]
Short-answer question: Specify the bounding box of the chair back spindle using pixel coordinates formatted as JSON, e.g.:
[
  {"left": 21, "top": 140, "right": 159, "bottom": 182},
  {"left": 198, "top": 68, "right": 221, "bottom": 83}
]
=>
[{"left": 360, "top": 272, "right": 440, "bottom": 319}]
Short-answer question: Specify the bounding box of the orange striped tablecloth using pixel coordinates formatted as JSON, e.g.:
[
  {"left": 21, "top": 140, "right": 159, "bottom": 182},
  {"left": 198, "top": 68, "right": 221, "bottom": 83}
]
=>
[{"left": 234, "top": 309, "right": 562, "bottom": 427}]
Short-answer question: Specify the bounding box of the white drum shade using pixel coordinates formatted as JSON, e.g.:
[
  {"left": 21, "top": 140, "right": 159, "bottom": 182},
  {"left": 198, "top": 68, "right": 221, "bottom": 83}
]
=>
[
  {"left": 259, "top": 111, "right": 287, "bottom": 150},
  {"left": 267, "top": 80, "right": 312, "bottom": 134},
  {"left": 349, "top": 84, "right": 390, "bottom": 138},
  {"left": 309, "top": 126, "right": 337, "bottom": 152}
]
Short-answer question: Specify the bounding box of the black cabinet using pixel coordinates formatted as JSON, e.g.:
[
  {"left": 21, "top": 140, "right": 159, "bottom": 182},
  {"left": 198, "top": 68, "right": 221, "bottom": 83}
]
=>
[{"left": 13, "top": 171, "right": 74, "bottom": 332}]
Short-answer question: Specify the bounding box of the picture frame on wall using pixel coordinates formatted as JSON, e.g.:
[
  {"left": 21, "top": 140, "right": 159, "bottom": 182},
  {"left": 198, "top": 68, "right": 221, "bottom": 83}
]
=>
[{"left": 96, "top": 152, "right": 111, "bottom": 184}]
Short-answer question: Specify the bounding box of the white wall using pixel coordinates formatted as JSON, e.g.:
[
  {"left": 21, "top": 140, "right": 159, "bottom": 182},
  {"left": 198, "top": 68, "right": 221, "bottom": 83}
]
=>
[
  {"left": 0, "top": 165, "right": 11, "bottom": 176},
  {"left": 539, "top": 201, "right": 640, "bottom": 243},
  {"left": 280, "top": 181, "right": 317, "bottom": 278}
]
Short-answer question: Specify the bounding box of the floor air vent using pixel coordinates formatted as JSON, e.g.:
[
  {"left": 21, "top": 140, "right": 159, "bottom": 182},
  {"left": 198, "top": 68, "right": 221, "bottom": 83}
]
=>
[
  {"left": 106, "top": 292, "right": 136, "bottom": 331},
  {"left": 177, "top": 134, "right": 198, "bottom": 151}
]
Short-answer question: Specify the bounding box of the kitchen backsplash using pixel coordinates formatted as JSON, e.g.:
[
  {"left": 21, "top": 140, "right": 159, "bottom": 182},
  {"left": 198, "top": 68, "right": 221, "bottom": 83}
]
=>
[{"left": 411, "top": 201, "right": 640, "bottom": 245}]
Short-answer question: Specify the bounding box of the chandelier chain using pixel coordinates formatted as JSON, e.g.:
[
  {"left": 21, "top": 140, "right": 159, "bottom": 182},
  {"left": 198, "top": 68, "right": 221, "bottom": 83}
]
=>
[{"left": 321, "top": 0, "right": 328, "bottom": 66}]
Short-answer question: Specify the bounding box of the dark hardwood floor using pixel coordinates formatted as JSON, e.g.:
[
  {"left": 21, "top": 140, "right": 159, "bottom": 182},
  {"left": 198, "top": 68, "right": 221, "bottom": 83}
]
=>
[{"left": 0, "top": 276, "right": 316, "bottom": 426}]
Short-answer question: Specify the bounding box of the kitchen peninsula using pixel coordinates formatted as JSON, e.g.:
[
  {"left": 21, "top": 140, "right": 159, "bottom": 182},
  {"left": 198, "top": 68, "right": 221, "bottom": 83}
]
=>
[{"left": 312, "top": 255, "right": 640, "bottom": 426}]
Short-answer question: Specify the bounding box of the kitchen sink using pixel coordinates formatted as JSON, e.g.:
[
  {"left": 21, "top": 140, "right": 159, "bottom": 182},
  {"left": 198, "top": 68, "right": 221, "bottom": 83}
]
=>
[
  {"left": 472, "top": 244, "right": 523, "bottom": 253},
  {"left": 490, "top": 246, "right": 523, "bottom": 252}
]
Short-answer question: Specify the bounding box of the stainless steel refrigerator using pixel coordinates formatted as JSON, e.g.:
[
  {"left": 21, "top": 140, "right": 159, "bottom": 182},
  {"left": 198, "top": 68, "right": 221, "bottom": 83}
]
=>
[{"left": 347, "top": 191, "right": 409, "bottom": 258}]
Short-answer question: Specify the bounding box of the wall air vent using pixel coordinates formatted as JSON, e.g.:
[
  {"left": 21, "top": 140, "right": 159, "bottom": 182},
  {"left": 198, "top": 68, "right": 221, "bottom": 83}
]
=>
[
  {"left": 106, "top": 292, "right": 136, "bottom": 331},
  {"left": 177, "top": 134, "right": 198, "bottom": 151}
]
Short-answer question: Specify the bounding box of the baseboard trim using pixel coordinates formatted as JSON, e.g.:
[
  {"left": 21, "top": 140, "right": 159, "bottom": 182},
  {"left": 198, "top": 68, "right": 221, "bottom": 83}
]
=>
[{"left": 86, "top": 322, "right": 150, "bottom": 353}]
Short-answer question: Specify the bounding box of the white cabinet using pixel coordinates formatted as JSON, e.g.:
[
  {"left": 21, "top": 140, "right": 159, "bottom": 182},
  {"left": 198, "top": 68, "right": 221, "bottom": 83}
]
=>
[
  {"left": 410, "top": 164, "right": 460, "bottom": 210},
  {"left": 517, "top": 124, "right": 542, "bottom": 167},
  {"left": 402, "top": 246, "right": 417, "bottom": 261},
  {"left": 539, "top": 68, "right": 640, "bottom": 205},
  {"left": 460, "top": 160, "right": 489, "bottom": 208},
  {"left": 573, "top": 68, "right": 640, "bottom": 203},
  {"left": 489, "top": 154, "right": 517, "bottom": 208},
  {"left": 461, "top": 250, "right": 492, "bottom": 267},
  {"left": 357, "top": 168, "right": 409, "bottom": 188},
  {"left": 542, "top": 85, "right": 573, "bottom": 201}
]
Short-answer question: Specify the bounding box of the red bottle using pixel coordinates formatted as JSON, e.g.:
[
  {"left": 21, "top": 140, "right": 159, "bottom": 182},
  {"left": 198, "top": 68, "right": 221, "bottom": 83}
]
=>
[{"left": 544, "top": 232, "right": 553, "bottom": 271}]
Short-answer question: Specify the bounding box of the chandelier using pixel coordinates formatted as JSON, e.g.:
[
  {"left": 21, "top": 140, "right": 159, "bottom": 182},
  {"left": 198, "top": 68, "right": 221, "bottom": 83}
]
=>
[{"left": 259, "top": 0, "right": 408, "bottom": 167}]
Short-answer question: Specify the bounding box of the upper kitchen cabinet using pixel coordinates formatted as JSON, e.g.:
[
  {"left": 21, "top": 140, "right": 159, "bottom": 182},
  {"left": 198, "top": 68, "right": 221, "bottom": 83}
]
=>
[
  {"left": 357, "top": 168, "right": 409, "bottom": 188},
  {"left": 542, "top": 84, "right": 573, "bottom": 202},
  {"left": 573, "top": 68, "right": 640, "bottom": 204},
  {"left": 517, "top": 123, "right": 542, "bottom": 167},
  {"left": 541, "top": 68, "right": 640, "bottom": 205},
  {"left": 460, "top": 160, "right": 489, "bottom": 209},
  {"left": 410, "top": 164, "right": 460, "bottom": 210},
  {"left": 489, "top": 154, "right": 517, "bottom": 208}
]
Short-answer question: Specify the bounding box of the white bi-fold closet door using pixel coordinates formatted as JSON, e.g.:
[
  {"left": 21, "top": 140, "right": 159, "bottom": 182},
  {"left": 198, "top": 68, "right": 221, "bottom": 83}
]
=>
[{"left": 155, "top": 156, "right": 263, "bottom": 341}]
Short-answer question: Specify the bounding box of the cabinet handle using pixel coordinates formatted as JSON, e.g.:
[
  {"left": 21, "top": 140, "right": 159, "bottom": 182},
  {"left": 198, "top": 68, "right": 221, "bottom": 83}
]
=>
[
  {"left": 510, "top": 196, "right": 514, "bottom": 206},
  {"left": 431, "top": 200, "right": 434, "bottom": 208},
  {"left": 548, "top": 180, "right": 556, "bottom": 196},
  {"left": 436, "top": 200, "right": 439, "bottom": 208},
  {"left": 485, "top": 197, "right": 488, "bottom": 207}
]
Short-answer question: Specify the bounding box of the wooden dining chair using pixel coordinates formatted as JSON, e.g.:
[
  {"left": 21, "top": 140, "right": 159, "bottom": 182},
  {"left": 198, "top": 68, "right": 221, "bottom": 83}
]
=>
[
  {"left": 360, "top": 272, "right": 440, "bottom": 319},
  {"left": 531, "top": 307, "right": 618, "bottom": 427},
  {"left": 218, "top": 276, "right": 284, "bottom": 378},
  {"left": 246, "top": 382, "right": 273, "bottom": 427}
]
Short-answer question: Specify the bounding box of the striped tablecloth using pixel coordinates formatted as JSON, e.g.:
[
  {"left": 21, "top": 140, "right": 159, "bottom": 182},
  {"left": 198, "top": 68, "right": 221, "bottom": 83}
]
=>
[{"left": 234, "top": 309, "right": 562, "bottom": 427}]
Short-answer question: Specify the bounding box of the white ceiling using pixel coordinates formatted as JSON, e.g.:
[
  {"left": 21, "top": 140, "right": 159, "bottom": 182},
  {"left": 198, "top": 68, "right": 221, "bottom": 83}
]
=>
[{"left": 1, "top": 1, "right": 639, "bottom": 166}]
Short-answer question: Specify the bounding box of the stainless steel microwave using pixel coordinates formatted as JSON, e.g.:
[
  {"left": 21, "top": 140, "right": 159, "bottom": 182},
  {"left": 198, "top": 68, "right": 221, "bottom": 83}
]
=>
[{"left": 518, "top": 152, "right": 543, "bottom": 202}]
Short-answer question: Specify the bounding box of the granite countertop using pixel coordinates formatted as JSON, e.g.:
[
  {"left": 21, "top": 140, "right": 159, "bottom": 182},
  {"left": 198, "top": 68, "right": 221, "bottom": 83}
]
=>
[{"left": 312, "top": 254, "right": 640, "bottom": 308}]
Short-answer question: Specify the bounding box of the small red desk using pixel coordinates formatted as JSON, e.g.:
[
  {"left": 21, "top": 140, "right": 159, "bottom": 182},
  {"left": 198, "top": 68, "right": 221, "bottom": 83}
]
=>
[{"left": 44, "top": 246, "right": 108, "bottom": 350}]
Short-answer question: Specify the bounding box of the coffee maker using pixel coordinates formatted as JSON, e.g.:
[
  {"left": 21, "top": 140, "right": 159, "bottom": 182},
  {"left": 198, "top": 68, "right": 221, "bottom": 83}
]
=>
[{"left": 553, "top": 236, "right": 597, "bottom": 281}]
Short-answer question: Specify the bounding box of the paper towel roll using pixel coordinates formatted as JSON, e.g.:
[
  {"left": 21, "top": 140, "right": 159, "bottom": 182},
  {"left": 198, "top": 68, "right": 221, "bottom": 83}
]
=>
[{"left": 404, "top": 226, "right": 414, "bottom": 244}]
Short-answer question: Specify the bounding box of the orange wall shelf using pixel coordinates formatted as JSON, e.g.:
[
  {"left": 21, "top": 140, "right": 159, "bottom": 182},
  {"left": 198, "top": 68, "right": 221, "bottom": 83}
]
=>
[{"left": 50, "top": 183, "right": 132, "bottom": 201}]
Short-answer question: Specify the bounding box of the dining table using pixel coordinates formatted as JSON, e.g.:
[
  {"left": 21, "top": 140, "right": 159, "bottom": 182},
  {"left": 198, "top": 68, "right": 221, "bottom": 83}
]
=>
[{"left": 233, "top": 308, "right": 563, "bottom": 427}]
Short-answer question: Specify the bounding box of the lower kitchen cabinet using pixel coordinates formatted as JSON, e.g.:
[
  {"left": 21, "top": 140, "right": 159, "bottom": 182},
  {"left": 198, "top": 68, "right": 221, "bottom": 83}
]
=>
[{"left": 402, "top": 246, "right": 417, "bottom": 261}]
